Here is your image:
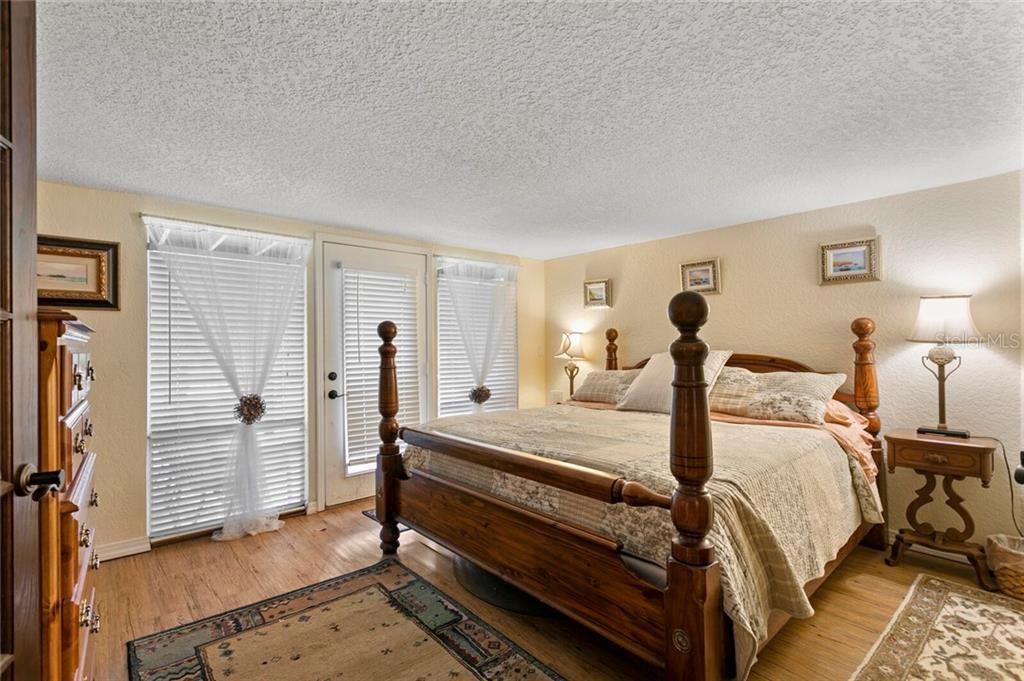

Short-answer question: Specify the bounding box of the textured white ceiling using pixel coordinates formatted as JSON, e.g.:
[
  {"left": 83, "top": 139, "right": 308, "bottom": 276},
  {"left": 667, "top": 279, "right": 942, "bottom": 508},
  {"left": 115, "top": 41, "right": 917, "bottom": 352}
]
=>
[{"left": 38, "top": 1, "right": 1023, "bottom": 258}]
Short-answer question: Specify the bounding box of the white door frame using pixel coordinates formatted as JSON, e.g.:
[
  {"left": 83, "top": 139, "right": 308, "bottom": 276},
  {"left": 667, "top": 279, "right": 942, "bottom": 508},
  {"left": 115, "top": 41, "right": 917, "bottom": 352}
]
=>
[{"left": 312, "top": 233, "right": 438, "bottom": 511}]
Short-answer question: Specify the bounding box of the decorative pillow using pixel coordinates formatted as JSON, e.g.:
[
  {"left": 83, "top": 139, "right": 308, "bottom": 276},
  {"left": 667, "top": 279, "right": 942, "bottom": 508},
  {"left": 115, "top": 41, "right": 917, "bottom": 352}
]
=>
[
  {"left": 571, "top": 369, "right": 642, "bottom": 404},
  {"left": 709, "top": 367, "right": 846, "bottom": 424},
  {"left": 616, "top": 350, "right": 733, "bottom": 414}
]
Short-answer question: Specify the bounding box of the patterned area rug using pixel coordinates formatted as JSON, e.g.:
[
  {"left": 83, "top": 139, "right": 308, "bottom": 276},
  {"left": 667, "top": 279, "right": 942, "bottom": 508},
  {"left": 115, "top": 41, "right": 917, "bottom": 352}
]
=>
[
  {"left": 128, "top": 560, "right": 563, "bottom": 680},
  {"left": 852, "top": 574, "right": 1024, "bottom": 680}
]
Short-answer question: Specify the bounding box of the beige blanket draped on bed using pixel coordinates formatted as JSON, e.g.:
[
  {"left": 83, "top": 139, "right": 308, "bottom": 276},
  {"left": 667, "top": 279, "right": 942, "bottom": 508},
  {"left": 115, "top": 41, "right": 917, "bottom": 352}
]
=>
[{"left": 403, "top": 405, "right": 884, "bottom": 680}]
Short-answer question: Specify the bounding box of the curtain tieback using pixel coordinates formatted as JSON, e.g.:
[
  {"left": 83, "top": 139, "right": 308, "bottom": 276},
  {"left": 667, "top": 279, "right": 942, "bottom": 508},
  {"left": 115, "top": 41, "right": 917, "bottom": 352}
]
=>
[
  {"left": 234, "top": 393, "right": 267, "bottom": 424},
  {"left": 469, "top": 385, "right": 491, "bottom": 405}
]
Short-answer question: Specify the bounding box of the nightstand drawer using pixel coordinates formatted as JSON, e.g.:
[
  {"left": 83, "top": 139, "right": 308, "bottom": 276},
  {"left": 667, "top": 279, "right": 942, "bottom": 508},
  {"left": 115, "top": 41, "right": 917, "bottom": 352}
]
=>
[{"left": 892, "top": 443, "right": 982, "bottom": 478}]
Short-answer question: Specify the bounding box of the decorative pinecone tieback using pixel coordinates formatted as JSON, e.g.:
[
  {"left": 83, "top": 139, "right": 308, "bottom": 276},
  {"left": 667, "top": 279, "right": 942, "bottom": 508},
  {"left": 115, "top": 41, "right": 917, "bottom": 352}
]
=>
[
  {"left": 234, "top": 393, "right": 267, "bottom": 425},
  {"left": 469, "top": 385, "right": 491, "bottom": 405}
]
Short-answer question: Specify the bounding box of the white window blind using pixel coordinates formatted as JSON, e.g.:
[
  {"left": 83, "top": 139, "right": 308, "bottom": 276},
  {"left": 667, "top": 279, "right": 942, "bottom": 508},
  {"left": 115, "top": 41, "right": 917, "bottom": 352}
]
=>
[
  {"left": 437, "top": 261, "right": 518, "bottom": 417},
  {"left": 341, "top": 268, "right": 421, "bottom": 470},
  {"left": 147, "top": 233, "right": 307, "bottom": 539}
]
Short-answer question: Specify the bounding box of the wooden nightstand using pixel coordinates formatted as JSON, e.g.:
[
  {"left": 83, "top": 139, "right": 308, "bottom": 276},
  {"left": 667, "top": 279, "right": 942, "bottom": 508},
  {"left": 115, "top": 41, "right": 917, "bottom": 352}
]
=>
[{"left": 884, "top": 429, "right": 998, "bottom": 590}]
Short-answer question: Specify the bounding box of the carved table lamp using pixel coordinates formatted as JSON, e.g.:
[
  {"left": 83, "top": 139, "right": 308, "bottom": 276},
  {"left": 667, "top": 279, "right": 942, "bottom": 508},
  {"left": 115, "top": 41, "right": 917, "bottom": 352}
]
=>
[
  {"left": 555, "top": 332, "right": 585, "bottom": 396},
  {"left": 908, "top": 294, "right": 980, "bottom": 438}
]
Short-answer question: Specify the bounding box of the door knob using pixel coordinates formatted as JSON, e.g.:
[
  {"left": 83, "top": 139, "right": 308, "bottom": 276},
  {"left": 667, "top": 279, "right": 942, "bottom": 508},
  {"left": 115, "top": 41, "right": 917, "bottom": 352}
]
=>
[
  {"left": 14, "top": 464, "right": 65, "bottom": 501},
  {"left": 328, "top": 390, "right": 341, "bottom": 400}
]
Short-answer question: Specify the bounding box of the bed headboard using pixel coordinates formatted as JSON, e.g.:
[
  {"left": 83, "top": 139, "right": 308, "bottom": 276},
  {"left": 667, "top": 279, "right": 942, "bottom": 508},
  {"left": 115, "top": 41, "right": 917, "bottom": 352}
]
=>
[{"left": 603, "top": 322, "right": 880, "bottom": 437}]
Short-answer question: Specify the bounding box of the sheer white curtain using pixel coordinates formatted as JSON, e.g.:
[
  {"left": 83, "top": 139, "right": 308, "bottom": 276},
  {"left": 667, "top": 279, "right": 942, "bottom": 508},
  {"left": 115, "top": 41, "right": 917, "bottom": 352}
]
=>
[
  {"left": 436, "top": 257, "right": 518, "bottom": 413},
  {"left": 145, "top": 216, "right": 310, "bottom": 540}
]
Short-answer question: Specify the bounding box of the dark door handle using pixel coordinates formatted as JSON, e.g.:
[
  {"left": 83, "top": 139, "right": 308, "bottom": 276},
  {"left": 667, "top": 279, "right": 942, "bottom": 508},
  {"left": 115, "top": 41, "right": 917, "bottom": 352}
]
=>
[
  {"left": 14, "top": 464, "right": 66, "bottom": 501},
  {"left": 328, "top": 390, "right": 341, "bottom": 400}
]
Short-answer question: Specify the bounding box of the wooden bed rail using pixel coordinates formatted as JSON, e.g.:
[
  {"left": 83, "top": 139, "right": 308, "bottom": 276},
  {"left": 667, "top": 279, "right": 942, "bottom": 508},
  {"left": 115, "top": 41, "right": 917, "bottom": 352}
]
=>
[
  {"left": 375, "top": 321, "right": 677, "bottom": 557},
  {"left": 401, "top": 427, "right": 672, "bottom": 509}
]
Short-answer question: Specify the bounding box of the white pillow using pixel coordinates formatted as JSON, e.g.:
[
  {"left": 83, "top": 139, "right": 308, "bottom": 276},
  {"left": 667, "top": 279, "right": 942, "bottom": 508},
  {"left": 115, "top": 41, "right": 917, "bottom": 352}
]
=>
[{"left": 616, "top": 350, "right": 733, "bottom": 414}]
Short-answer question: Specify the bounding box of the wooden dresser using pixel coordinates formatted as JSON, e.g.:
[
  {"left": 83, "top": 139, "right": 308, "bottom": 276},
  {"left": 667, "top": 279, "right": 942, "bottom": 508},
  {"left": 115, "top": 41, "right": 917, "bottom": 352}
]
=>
[{"left": 39, "top": 310, "right": 100, "bottom": 681}]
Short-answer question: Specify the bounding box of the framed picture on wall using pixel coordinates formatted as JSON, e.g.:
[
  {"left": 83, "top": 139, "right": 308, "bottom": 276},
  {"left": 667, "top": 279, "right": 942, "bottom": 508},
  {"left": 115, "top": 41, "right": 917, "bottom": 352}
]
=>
[
  {"left": 583, "top": 279, "right": 611, "bottom": 308},
  {"left": 819, "top": 236, "right": 880, "bottom": 284},
  {"left": 680, "top": 258, "right": 721, "bottom": 294},
  {"left": 37, "top": 236, "right": 120, "bottom": 309}
]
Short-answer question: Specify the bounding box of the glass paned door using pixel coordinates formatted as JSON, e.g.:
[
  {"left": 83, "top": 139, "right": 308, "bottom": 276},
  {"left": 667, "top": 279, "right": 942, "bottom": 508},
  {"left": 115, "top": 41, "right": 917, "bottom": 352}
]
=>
[{"left": 321, "top": 243, "right": 427, "bottom": 506}]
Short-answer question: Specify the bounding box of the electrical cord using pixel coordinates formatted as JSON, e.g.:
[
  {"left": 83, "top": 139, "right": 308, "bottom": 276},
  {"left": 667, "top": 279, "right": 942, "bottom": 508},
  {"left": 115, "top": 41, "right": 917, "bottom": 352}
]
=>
[{"left": 989, "top": 437, "right": 1024, "bottom": 537}]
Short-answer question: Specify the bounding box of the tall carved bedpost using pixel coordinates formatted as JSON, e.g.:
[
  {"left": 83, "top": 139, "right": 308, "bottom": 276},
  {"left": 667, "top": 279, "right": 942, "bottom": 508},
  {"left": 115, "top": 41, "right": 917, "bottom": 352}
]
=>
[
  {"left": 852, "top": 317, "right": 887, "bottom": 550},
  {"left": 376, "top": 321, "right": 402, "bottom": 555},
  {"left": 664, "top": 292, "right": 722, "bottom": 681},
  {"left": 605, "top": 328, "right": 619, "bottom": 370}
]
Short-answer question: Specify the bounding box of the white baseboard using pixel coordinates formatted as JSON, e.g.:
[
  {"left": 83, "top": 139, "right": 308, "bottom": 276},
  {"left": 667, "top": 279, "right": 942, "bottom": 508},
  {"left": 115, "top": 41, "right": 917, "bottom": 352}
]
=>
[
  {"left": 97, "top": 536, "right": 151, "bottom": 561},
  {"left": 887, "top": 529, "right": 969, "bottom": 565}
]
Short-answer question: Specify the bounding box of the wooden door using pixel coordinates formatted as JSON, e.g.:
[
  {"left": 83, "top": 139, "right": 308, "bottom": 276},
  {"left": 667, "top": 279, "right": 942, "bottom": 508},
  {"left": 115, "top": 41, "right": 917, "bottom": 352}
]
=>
[{"left": 0, "top": 1, "right": 38, "bottom": 680}]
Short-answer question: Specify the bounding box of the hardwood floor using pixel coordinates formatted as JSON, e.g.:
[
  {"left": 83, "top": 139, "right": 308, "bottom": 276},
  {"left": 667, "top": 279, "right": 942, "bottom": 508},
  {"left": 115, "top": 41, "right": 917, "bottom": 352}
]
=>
[{"left": 95, "top": 502, "right": 978, "bottom": 681}]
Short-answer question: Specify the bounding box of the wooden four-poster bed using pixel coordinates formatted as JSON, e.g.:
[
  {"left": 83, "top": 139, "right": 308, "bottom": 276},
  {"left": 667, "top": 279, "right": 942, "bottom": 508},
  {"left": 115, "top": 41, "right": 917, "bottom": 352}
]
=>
[{"left": 373, "top": 291, "right": 887, "bottom": 680}]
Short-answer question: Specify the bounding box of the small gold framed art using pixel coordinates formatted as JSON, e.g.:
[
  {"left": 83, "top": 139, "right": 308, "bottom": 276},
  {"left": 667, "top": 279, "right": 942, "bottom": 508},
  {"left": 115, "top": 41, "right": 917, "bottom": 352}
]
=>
[
  {"left": 37, "top": 236, "right": 120, "bottom": 309},
  {"left": 583, "top": 279, "right": 611, "bottom": 308},
  {"left": 680, "top": 258, "right": 721, "bottom": 294},
  {"left": 819, "top": 236, "right": 880, "bottom": 284}
]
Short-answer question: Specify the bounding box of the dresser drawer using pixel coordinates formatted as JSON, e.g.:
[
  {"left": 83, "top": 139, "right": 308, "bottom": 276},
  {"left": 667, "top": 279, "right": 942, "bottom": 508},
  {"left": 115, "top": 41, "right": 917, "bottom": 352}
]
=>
[
  {"left": 62, "top": 403, "right": 92, "bottom": 481},
  {"left": 60, "top": 452, "right": 98, "bottom": 602},
  {"left": 62, "top": 584, "right": 95, "bottom": 681},
  {"left": 64, "top": 351, "right": 93, "bottom": 414},
  {"left": 891, "top": 443, "right": 983, "bottom": 478}
]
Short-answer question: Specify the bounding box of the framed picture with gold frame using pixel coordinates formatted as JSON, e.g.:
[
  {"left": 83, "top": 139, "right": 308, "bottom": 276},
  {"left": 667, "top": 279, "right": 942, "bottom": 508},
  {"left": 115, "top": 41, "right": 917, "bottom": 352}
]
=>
[
  {"left": 819, "top": 236, "right": 880, "bottom": 284},
  {"left": 37, "top": 236, "right": 120, "bottom": 309},
  {"left": 583, "top": 279, "right": 611, "bottom": 309},
  {"left": 680, "top": 258, "right": 721, "bottom": 294}
]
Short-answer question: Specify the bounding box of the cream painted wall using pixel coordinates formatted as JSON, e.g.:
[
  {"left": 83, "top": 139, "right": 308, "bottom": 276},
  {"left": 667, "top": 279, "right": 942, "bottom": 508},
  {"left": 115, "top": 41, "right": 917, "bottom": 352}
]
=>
[
  {"left": 545, "top": 172, "right": 1023, "bottom": 540},
  {"left": 38, "top": 181, "right": 547, "bottom": 552}
]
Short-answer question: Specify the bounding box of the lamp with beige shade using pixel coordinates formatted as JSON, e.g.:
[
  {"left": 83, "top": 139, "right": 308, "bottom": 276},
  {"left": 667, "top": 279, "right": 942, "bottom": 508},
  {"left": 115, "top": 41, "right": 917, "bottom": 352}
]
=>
[
  {"left": 555, "top": 331, "right": 585, "bottom": 396},
  {"left": 908, "top": 294, "right": 980, "bottom": 438}
]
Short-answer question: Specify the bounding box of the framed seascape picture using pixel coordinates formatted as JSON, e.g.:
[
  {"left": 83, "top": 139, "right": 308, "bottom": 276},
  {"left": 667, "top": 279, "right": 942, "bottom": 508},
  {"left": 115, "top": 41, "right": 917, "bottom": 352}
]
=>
[
  {"left": 819, "top": 237, "right": 880, "bottom": 284},
  {"left": 37, "top": 236, "right": 120, "bottom": 309},
  {"left": 583, "top": 279, "right": 611, "bottom": 308},
  {"left": 680, "top": 258, "right": 721, "bottom": 294}
]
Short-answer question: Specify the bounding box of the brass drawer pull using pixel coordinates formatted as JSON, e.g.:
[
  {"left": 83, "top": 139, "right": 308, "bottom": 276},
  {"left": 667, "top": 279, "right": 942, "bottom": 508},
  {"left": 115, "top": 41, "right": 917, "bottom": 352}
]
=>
[
  {"left": 87, "top": 362, "right": 96, "bottom": 381},
  {"left": 78, "top": 603, "right": 92, "bottom": 627},
  {"left": 84, "top": 419, "right": 94, "bottom": 437},
  {"left": 90, "top": 489, "right": 99, "bottom": 507},
  {"left": 74, "top": 434, "right": 87, "bottom": 455},
  {"left": 923, "top": 453, "right": 949, "bottom": 465},
  {"left": 74, "top": 371, "right": 84, "bottom": 391},
  {"left": 89, "top": 608, "right": 101, "bottom": 634},
  {"left": 90, "top": 551, "right": 101, "bottom": 570},
  {"left": 79, "top": 525, "right": 93, "bottom": 548}
]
